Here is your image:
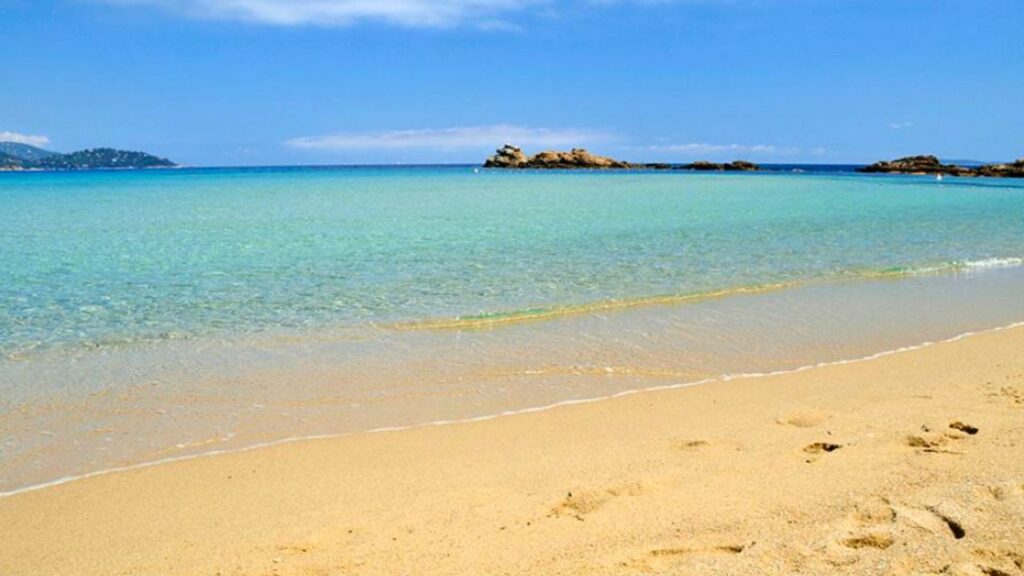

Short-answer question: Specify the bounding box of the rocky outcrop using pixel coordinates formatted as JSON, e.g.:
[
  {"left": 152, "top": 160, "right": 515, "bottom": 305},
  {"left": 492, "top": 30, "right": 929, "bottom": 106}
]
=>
[
  {"left": 681, "top": 160, "right": 760, "bottom": 172},
  {"left": 482, "top": 146, "right": 763, "bottom": 171},
  {"left": 483, "top": 144, "right": 529, "bottom": 168},
  {"left": 858, "top": 155, "right": 1024, "bottom": 178},
  {"left": 527, "top": 148, "right": 632, "bottom": 169},
  {"left": 484, "top": 145, "right": 633, "bottom": 169},
  {"left": 975, "top": 158, "right": 1024, "bottom": 178},
  {"left": 858, "top": 155, "right": 973, "bottom": 176}
]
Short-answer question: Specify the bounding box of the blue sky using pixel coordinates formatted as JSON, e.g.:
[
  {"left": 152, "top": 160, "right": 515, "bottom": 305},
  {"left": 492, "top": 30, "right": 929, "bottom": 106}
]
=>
[{"left": 2, "top": 0, "right": 1022, "bottom": 166}]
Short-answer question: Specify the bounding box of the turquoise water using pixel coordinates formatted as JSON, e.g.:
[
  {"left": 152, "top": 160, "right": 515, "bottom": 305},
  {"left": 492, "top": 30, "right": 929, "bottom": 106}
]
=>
[
  {"left": 2, "top": 167, "right": 1024, "bottom": 358},
  {"left": 2, "top": 167, "right": 1024, "bottom": 493}
]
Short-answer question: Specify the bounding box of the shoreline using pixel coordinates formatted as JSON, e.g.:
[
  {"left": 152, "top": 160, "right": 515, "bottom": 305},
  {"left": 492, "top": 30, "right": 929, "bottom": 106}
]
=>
[
  {"left": 2, "top": 321, "right": 1023, "bottom": 574},
  {"left": 2, "top": 282, "right": 1024, "bottom": 498},
  {"left": 2, "top": 260, "right": 1024, "bottom": 498},
  {"left": 2, "top": 318, "right": 1022, "bottom": 501}
]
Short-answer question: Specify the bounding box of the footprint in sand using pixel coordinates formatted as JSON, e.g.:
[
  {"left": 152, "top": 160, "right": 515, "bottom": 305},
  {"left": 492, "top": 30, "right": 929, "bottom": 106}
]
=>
[
  {"left": 549, "top": 482, "right": 649, "bottom": 520},
  {"left": 823, "top": 496, "right": 974, "bottom": 568},
  {"left": 905, "top": 432, "right": 950, "bottom": 449},
  {"left": 892, "top": 502, "right": 967, "bottom": 539},
  {"left": 777, "top": 409, "right": 831, "bottom": 428},
  {"left": 850, "top": 495, "right": 896, "bottom": 524},
  {"left": 803, "top": 442, "right": 842, "bottom": 454},
  {"left": 906, "top": 421, "right": 979, "bottom": 453},
  {"left": 838, "top": 530, "right": 896, "bottom": 550},
  {"left": 950, "top": 421, "right": 980, "bottom": 435},
  {"left": 822, "top": 496, "right": 898, "bottom": 565},
  {"left": 803, "top": 442, "right": 842, "bottom": 462}
]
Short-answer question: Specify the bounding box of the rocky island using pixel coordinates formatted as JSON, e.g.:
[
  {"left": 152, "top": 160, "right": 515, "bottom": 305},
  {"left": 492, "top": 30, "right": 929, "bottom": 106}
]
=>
[
  {"left": 483, "top": 144, "right": 759, "bottom": 171},
  {"left": 683, "top": 160, "right": 760, "bottom": 171},
  {"left": 483, "top": 144, "right": 632, "bottom": 169},
  {"left": 0, "top": 142, "right": 176, "bottom": 171},
  {"left": 975, "top": 159, "right": 1024, "bottom": 177},
  {"left": 858, "top": 155, "right": 1024, "bottom": 178}
]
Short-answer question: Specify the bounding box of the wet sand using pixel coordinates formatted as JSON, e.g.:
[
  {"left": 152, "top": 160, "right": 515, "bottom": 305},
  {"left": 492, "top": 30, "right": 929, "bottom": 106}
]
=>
[{"left": 2, "top": 325, "right": 1023, "bottom": 575}]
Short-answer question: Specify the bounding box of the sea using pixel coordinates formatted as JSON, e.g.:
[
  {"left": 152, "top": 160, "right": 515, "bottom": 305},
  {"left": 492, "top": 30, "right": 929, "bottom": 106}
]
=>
[{"left": 2, "top": 164, "right": 1023, "bottom": 494}]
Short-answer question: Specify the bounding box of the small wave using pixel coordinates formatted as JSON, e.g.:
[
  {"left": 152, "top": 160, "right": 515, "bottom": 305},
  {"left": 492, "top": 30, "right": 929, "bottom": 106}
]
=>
[
  {"left": 389, "top": 281, "right": 800, "bottom": 331},
  {"left": 392, "top": 257, "right": 1024, "bottom": 332},
  {"left": 961, "top": 257, "right": 1024, "bottom": 269},
  {"left": 875, "top": 257, "right": 1024, "bottom": 278}
]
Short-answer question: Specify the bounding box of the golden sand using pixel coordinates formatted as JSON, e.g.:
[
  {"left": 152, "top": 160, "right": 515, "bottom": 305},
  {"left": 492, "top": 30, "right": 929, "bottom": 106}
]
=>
[{"left": 2, "top": 326, "right": 1023, "bottom": 575}]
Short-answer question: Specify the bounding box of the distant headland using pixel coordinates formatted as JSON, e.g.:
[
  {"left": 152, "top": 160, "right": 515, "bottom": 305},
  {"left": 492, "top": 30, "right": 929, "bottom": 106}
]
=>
[
  {"left": 0, "top": 142, "right": 176, "bottom": 171},
  {"left": 483, "top": 144, "right": 760, "bottom": 171}
]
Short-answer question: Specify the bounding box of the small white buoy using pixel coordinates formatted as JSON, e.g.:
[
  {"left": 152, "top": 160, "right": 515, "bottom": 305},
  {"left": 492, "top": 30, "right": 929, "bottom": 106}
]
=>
[{"left": 936, "top": 174, "right": 943, "bottom": 181}]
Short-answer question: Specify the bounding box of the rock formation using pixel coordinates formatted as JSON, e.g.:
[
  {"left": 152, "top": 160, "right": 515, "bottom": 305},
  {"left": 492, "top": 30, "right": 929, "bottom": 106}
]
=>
[
  {"left": 483, "top": 144, "right": 529, "bottom": 168},
  {"left": 975, "top": 158, "right": 1024, "bottom": 178},
  {"left": 527, "top": 148, "right": 632, "bottom": 169},
  {"left": 858, "top": 155, "right": 973, "bottom": 176},
  {"left": 858, "top": 155, "right": 1024, "bottom": 178},
  {"left": 483, "top": 145, "right": 762, "bottom": 171},
  {"left": 484, "top": 145, "right": 633, "bottom": 169},
  {"left": 682, "top": 160, "right": 760, "bottom": 171}
]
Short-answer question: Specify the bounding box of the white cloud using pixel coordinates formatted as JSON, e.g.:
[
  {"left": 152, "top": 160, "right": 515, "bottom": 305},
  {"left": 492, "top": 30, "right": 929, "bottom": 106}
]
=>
[
  {"left": 99, "top": 0, "right": 543, "bottom": 27},
  {"left": 889, "top": 121, "right": 913, "bottom": 130},
  {"left": 0, "top": 131, "right": 51, "bottom": 148},
  {"left": 99, "top": 0, "right": 694, "bottom": 27},
  {"left": 285, "top": 124, "right": 612, "bottom": 150}
]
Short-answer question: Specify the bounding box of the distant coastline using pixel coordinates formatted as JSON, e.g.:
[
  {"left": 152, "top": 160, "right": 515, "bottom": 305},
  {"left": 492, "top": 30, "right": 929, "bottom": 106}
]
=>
[
  {"left": 0, "top": 142, "right": 176, "bottom": 171},
  {"left": 3, "top": 140, "right": 1023, "bottom": 178}
]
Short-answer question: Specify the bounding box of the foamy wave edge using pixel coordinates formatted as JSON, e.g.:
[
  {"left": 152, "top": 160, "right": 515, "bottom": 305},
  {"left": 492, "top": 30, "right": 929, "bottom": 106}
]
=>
[
  {"left": 3, "top": 319, "right": 1024, "bottom": 500},
  {"left": 960, "top": 257, "right": 1024, "bottom": 269},
  {"left": 391, "top": 257, "right": 1024, "bottom": 332}
]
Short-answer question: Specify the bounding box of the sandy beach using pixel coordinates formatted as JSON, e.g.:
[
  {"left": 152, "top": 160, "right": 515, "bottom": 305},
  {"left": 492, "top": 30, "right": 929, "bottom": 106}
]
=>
[{"left": 1, "top": 325, "right": 1022, "bottom": 575}]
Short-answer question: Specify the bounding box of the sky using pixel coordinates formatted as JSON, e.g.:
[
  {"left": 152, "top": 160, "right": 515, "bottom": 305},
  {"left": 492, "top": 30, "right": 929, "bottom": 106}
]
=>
[{"left": 1, "top": 0, "right": 1022, "bottom": 166}]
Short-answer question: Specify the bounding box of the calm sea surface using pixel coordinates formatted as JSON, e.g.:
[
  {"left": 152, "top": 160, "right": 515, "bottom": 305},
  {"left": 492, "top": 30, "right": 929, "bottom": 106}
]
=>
[{"left": 2, "top": 166, "right": 1023, "bottom": 492}]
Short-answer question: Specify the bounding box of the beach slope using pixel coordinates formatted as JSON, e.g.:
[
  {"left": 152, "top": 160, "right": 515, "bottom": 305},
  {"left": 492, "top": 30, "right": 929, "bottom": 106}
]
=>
[{"left": 2, "top": 327, "right": 1023, "bottom": 575}]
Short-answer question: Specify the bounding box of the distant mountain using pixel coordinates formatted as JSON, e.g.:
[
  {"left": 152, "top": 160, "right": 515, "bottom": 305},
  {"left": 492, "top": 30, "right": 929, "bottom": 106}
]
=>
[
  {"left": 32, "top": 148, "right": 176, "bottom": 170},
  {"left": 0, "top": 142, "right": 59, "bottom": 163},
  {"left": 0, "top": 144, "right": 176, "bottom": 171}
]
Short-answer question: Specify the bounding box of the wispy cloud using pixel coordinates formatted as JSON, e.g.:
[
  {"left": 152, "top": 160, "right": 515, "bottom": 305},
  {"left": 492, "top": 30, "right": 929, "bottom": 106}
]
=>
[
  {"left": 0, "top": 131, "right": 51, "bottom": 148},
  {"left": 97, "top": 0, "right": 692, "bottom": 27},
  {"left": 98, "top": 0, "right": 544, "bottom": 28},
  {"left": 285, "top": 125, "right": 613, "bottom": 150},
  {"left": 889, "top": 121, "right": 913, "bottom": 130}
]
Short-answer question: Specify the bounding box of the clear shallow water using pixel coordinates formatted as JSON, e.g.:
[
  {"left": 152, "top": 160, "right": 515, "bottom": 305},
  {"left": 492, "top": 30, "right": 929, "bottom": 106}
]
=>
[
  {"left": 3, "top": 167, "right": 1024, "bottom": 357},
  {"left": 1, "top": 167, "right": 1024, "bottom": 492}
]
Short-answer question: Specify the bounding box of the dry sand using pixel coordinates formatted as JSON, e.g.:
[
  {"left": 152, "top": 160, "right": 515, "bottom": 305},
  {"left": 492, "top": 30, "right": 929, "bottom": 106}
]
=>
[{"left": 2, "top": 325, "right": 1023, "bottom": 576}]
